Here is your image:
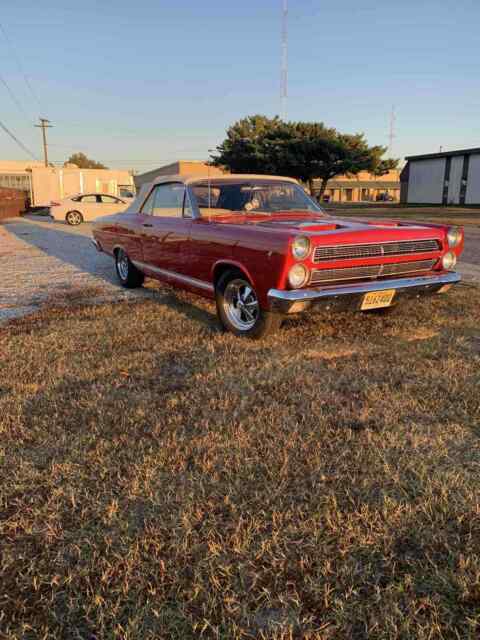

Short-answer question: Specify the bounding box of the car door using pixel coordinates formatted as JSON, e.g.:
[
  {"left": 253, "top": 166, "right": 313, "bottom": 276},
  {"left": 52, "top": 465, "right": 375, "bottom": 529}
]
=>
[
  {"left": 139, "top": 182, "right": 192, "bottom": 276},
  {"left": 78, "top": 194, "right": 101, "bottom": 221},
  {"left": 99, "top": 194, "right": 127, "bottom": 215}
]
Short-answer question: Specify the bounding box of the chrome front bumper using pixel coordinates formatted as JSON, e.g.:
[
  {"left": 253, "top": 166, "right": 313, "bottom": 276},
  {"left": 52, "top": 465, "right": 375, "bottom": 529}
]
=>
[
  {"left": 91, "top": 238, "right": 102, "bottom": 252},
  {"left": 268, "top": 272, "right": 461, "bottom": 314}
]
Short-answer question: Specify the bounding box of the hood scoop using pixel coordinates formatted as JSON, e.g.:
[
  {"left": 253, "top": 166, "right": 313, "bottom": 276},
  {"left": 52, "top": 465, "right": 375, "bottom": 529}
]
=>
[
  {"left": 294, "top": 221, "right": 339, "bottom": 231},
  {"left": 364, "top": 220, "right": 401, "bottom": 227},
  {"left": 259, "top": 219, "right": 339, "bottom": 231}
]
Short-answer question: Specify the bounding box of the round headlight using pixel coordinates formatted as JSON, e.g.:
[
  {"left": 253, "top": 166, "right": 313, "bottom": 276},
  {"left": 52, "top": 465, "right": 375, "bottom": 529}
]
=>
[
  {"left": 442, "top": 251, "right": 457, "bottom": 270},
  {"left": 288, "top": 264, "right": 309, "bottom": 288},
  {"left": 291, "top": 236, "right": 310, "bottom": 260},
  {"left": 447, "top": 227, "right": 462, "bottom": 248}
]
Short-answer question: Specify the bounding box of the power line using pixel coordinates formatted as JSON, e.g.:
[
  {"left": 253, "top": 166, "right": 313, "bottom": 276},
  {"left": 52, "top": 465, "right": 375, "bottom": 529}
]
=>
[
  {"left": 0, "top": 72, "right": 32, "bottom": 124},
  {"left": 0, "top": 21, "right": 42, "bottom": 112},
  {"left": 0, "top": 118, "right": 40, "bottom": 161}
]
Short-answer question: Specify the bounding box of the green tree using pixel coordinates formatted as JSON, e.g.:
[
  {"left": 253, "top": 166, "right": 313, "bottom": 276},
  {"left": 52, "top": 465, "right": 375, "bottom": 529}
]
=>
[
  {"left": 211, "top": 116, "right": 399, "bottom": 197},
  {"left": 65, "top": 152, "right": 108, "bottom": 169},
  {"left": 209, "top": 115, "right": 283, "bottom": 175},
  {"left": 371, "top": 157, "right": 400, "bottom": 177}
]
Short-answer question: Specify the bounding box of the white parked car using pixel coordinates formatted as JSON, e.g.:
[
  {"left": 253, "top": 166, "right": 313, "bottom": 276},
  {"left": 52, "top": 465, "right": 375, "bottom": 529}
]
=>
[{"left": 50, "top": 193, "right": 130, "bottom": 225}]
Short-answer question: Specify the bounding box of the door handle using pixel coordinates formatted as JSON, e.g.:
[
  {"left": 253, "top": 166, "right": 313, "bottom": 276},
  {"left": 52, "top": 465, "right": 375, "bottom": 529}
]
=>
[{"left": 142, "top": 222, "right": 153, "bottom": 227}]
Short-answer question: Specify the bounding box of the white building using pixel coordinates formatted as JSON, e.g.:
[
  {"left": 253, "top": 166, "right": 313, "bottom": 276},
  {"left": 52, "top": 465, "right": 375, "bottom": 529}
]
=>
[
  {"left": 401, "top": 147, "right": 480, "bottom": 205},
  {"left": 0, "top": 161, "right": 135, "bottom": 207}
]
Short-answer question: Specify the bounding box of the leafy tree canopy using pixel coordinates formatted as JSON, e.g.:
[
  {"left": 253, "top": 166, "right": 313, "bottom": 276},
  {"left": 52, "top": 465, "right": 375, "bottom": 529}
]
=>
[
  {"left": 65, "top": 152, "right": 108, "bottom": 169},
  {"left": 211, "top": 115, "right": 399, "bottom": 195}
]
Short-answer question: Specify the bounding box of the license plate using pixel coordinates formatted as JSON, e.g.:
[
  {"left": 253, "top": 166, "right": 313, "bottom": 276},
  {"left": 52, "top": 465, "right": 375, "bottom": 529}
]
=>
[{"left": 361, "top": 289, "right": 396, "bottom": 310}]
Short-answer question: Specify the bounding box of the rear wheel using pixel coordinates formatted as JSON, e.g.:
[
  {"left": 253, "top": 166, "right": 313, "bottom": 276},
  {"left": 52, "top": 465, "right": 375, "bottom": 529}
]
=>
[
  {"left": 115, "top": 249, "right": 144, "bottom": 288},
  {"left": 215, "top": 270, "right": 282, "bottom": 339},
  {"left": 65, "top": 210, "right": 83, "bottom": 226}
]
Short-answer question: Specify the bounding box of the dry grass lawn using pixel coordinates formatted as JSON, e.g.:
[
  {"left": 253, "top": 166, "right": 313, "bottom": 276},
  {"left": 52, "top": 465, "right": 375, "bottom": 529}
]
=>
[{"left": 1, "top": 284, "right": 480, "bottom": 639}]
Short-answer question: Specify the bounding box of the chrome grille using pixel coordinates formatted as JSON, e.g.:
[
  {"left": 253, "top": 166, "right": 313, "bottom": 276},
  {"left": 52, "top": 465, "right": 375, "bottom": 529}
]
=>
[
  {"left": 313, "top": 239, "right": 440, "bottom": 262},
  {"left": 310, "top": 259, "right": 437, "bottom": 285}
]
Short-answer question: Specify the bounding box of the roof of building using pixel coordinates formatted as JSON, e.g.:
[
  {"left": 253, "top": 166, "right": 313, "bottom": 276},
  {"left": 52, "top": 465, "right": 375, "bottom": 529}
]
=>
[
  {"left": 405, "top": 147, "right": 480, "bottom": 161},
  {"left": 135, "top": 160, "right": 224, "bottom": 180},
  {"left": 0, "top": 160, "right": 44, "bottom": 172}
]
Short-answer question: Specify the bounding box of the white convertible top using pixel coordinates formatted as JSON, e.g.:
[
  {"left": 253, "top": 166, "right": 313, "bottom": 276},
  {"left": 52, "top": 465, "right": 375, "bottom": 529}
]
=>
[
  {"left": 152, "top": 173, "right": 299, "bottom": 186},
  {"left": 124, "top": 174, "right": 300, "bottom": 213}
]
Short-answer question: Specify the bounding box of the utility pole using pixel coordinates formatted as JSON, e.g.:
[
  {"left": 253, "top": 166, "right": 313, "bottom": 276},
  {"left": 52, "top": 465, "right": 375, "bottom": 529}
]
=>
[
  {"left": 281, "top": 0, "right": 288, "bottom": 121},
  {"left": 35, "top": 117, "right": 52, "bottom": 166}
]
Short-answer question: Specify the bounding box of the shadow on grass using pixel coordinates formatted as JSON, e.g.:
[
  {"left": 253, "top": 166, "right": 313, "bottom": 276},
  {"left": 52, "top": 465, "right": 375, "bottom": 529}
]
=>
[{"left": 156, "top": 290, "right": 220, "bottom": 334}]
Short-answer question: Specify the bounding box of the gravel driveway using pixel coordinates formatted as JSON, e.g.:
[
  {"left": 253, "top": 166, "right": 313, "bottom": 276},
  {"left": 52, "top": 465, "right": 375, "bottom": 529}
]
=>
[
  {"left": 0, "top": 215, "right": 153, "bottom": 323},
  {"left": 1, "top": 214, "right": 479, "bottom": 324}
]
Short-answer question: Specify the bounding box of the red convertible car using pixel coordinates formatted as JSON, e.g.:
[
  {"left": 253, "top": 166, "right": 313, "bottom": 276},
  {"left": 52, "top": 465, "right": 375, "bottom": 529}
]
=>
[{"left": 92, "top": 174, "right": 463, "bottom": 338}]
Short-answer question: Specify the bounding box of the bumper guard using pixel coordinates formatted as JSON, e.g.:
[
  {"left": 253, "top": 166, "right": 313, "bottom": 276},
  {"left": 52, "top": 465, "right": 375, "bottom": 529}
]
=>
[{"left": 268, "top": 272, "right": 461, "bottom": 314}]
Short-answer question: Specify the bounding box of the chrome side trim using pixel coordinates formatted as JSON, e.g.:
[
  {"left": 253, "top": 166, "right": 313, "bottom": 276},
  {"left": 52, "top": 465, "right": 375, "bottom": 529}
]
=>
[
  {"left": 268, "top": 271, "right": 460, "bottom": 302},
  {"left": 132, "top": 260, "right": 214, "bottom": 292}
]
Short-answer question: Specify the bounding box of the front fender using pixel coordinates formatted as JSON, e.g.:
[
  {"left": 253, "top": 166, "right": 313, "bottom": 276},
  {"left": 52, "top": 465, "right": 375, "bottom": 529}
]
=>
[
  {"left": 211, "top": 259, "right": 256, "bottom": 287},
  {"left": 211, "top": 253, "right": 286, "bottom": 310}
]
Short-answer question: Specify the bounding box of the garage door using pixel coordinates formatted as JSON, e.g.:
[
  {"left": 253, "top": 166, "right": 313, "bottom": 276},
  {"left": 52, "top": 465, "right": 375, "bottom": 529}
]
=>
[{"left": 408, "top": 159, "right": 445, "bottom": 204}]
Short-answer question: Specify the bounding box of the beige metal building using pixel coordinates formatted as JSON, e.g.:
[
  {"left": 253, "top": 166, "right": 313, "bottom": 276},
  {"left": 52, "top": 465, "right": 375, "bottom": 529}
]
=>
[
  {"left": 313, "top": 170, "right": 401, "bottom": 203},
  {"left": 0, "top": 161, "right": 135, "bottom": 207},
  {"left": 134, "top": 161, "right": 225, "bottom": 191}
]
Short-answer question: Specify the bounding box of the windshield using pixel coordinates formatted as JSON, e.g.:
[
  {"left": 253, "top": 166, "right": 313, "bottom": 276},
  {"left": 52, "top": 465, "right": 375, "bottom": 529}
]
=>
[{"left": 190, "top": 180, "right": 324, "bottom": 216}]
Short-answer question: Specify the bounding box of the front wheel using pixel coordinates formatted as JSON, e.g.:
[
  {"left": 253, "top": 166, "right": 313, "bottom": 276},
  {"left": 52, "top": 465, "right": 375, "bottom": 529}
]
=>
[
  {"left": 215, "top": 270, "right": 282, "bottom": 339},
  {"left": 115, "top": 249, "right": 145, "bottom": 288}
]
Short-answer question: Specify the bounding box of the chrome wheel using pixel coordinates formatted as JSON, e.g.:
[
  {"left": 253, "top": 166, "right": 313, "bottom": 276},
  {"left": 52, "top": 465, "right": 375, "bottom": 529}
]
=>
[
  {"left": 66, "top": 211, "right": 82, "bottom": 225},
  {"left": 223, "top": 278, "right": 260, "bottom": 331},
  {"left": 116, "top": 251, "right": 129, "bottom": 281}
]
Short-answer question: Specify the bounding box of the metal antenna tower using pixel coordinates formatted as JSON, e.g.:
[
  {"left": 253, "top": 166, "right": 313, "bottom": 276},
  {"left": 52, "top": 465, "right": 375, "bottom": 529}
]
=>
[
  {"left": 388, "top": 105, "right": 396, "bottom": 156},
  {"left": 281, "top": 0, "right": 288, "bottom": 121}
]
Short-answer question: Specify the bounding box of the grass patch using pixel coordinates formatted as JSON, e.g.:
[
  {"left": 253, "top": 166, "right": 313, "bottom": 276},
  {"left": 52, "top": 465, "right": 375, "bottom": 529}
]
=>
[{"left": 1, "top": 285, "right": 480, "bottom": 638}]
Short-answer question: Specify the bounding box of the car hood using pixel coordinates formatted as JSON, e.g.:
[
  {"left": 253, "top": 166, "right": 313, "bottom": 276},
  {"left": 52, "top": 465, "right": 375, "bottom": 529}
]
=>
[
  {"left": 216, "top": 212, "right": 447, "bottom": 242},
  {"left": 93, "top": 210, "right": 449, "bottom": 246}
]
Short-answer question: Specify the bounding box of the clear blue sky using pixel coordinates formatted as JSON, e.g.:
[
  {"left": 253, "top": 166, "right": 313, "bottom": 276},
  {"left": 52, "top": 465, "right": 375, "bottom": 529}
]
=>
[{"left": 1, "top": 0, "right": 479, "bottom": 172}]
